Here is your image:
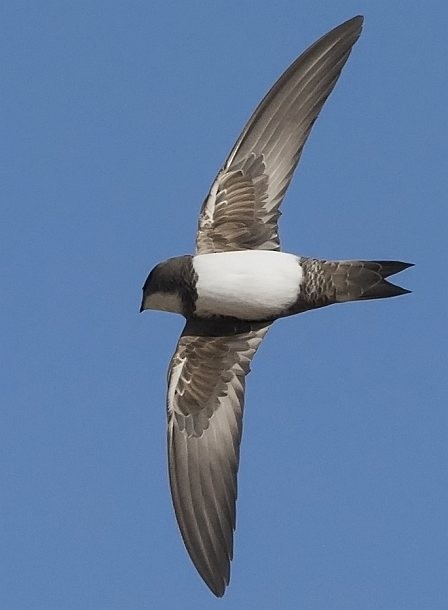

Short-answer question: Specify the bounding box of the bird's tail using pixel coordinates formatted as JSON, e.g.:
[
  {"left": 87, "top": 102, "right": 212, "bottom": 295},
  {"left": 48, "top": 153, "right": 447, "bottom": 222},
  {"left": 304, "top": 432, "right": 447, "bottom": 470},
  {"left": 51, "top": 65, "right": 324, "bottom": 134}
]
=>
[
  {"left": 329, "top": 260, "right": 413, "bottom": 302},
  {"left": 298, "top": 259, "right": 413, "bottom": 311}
]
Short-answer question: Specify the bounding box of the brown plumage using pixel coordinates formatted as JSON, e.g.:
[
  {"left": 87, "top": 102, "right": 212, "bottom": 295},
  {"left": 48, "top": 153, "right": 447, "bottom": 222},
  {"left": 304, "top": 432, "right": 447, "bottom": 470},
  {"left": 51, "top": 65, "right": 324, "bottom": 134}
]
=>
[
  {"left": 291, "top": 259, "right": 413, "bottom": 314},
  {"left": 167, "top": 17, "right": 370, "bottom": 596},
  {"left": 140, "top": 15, "right": 412, "bottom": 597}
]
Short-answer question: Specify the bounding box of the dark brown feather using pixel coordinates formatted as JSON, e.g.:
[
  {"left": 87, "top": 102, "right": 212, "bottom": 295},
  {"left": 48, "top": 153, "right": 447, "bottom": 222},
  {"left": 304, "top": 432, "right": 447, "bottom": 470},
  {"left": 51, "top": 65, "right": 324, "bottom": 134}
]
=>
[
  {"left": 290, "top": 259, "right": 413, "bottom": 313},
  {"left": 196, "top": 16, "right": 364, "bottom": 254},
  {"left": 167, "top": 320, "right": 271, "bottom": 596}
]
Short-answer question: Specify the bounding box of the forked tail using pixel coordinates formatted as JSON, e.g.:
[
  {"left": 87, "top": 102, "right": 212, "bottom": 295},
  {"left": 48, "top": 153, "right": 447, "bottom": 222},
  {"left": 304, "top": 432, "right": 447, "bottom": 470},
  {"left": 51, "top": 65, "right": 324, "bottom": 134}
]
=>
[{"left": 298, "top": 258, "right": 413, "bottom": 311}]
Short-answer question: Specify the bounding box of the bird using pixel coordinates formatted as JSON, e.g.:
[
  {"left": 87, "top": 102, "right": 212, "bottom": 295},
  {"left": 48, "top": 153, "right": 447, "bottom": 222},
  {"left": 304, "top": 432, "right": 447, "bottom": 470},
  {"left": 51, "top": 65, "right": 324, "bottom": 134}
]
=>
[{"left": 140, "top": 15, "right": 412, "bottom": 597}]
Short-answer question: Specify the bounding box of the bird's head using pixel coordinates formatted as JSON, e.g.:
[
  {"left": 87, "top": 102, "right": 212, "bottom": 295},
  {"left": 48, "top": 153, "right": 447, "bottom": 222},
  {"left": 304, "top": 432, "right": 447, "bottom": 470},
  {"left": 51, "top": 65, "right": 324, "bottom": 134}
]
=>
[{"left": 140, "top": 259, "right": 184, "bottom": 314}]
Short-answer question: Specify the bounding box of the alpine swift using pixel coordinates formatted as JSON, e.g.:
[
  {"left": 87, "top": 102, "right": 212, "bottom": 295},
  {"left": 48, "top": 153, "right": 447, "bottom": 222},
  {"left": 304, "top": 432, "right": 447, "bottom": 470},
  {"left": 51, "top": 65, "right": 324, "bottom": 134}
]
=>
[{"left": 140, "top": 15, "right": 412, "bottom": 596}]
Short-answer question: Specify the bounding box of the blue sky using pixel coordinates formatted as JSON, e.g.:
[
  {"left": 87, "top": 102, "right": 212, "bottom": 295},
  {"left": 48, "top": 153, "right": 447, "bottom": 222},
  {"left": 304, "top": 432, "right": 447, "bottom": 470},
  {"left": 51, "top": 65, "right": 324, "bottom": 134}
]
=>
[{"left": 2, "top": 1, "right": 447, "bottom": 608}]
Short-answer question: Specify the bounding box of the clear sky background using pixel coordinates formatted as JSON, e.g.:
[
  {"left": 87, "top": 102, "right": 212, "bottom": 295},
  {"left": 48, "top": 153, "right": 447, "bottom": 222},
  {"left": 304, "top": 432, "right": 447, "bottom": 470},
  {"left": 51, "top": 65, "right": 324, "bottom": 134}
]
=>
[{"left": 2, "top": 1, "right": 447, "bottom": 608}]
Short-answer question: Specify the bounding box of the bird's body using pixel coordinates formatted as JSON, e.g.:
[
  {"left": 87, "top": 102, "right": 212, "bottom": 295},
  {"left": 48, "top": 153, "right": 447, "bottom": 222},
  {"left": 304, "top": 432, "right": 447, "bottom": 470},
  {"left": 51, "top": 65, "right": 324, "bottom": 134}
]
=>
[
  {"left": 142, "top": 250, "right": 302, "bottom": 320},
  {"left": 142, "top": 251, "right": 411, "bottom": 321},
  {"left": 194, "top": 251, "right": 302, "bottom": 320},
  {"left": 140, "top": 15, "right": 412, "bottom": 597}
]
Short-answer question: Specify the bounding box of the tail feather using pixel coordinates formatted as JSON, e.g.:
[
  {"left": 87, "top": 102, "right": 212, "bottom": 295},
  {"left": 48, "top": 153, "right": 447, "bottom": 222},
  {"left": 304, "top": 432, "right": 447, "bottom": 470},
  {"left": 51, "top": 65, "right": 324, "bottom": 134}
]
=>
[
  {"left": 295, "top": 257, "right": 412, "bottom": 314},
  {"left": 369, "top": 260, "right": 414, "bottom": 278},
  {"left": 330, "top": 260, "right": 413, "bottom": 302}
]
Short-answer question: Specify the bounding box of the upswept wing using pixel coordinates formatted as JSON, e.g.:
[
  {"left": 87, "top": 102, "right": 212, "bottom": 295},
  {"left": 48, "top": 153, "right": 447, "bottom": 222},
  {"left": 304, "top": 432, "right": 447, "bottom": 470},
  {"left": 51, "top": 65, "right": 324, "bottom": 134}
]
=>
[
  {"left": 196, "top": 16, "right": 363, "bottom": 254},
  {"left": 167, "top": 319, "right": 271, "bottom": 596}
]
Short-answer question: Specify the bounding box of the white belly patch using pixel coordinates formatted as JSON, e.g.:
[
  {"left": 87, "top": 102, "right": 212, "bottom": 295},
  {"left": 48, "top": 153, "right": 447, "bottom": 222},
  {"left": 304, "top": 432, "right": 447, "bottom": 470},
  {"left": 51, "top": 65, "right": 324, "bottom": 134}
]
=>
[{"left": 193, "top": 250, "right": 303, "bottom": 320}]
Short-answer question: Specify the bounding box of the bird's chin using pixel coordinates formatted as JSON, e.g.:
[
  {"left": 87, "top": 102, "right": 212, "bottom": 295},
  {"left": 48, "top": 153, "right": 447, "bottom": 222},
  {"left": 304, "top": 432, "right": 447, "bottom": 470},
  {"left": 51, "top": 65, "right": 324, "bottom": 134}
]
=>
[{"left": 140, "top": 291, "right": 183, "bottom": 315}]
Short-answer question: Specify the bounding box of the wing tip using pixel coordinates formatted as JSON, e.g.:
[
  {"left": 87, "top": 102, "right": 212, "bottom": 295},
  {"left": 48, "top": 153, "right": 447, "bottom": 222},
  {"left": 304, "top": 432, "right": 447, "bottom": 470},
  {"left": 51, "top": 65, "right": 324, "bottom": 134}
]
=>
[
  {"left": 333, "top": 15, "right": 364, "bottom": 42},
  {"left": 206, "top": 574, "right": 229, "bottom": 597},
  {"left": 345, "top": 14, "right": 364, "bottom": 29}
]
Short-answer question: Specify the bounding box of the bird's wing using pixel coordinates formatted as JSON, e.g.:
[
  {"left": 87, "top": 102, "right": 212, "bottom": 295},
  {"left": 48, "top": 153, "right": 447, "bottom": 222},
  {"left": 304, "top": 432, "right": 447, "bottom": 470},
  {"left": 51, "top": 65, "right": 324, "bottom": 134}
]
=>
[
  {"left": 196, "top": 15, "right": 363, "bottom": 254},
  {"left": 167, "top": 317, "right": 271, "bottom": 596}
]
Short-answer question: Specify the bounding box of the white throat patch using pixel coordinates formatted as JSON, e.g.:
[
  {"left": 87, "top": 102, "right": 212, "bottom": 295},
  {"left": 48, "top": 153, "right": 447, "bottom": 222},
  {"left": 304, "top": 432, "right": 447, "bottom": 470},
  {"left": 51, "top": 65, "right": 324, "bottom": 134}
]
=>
[{"left": 142, "top": 291, "right": 183, "bottom": 314}]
